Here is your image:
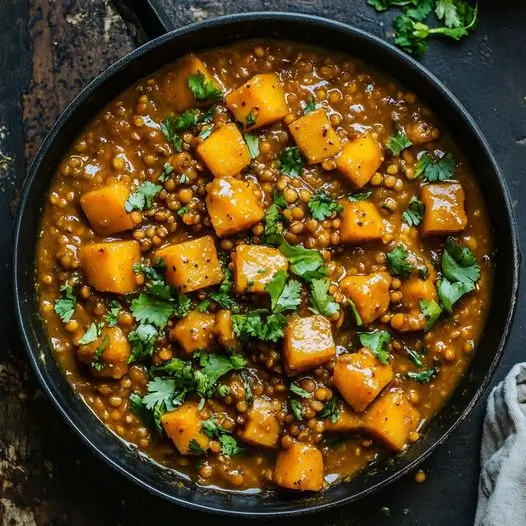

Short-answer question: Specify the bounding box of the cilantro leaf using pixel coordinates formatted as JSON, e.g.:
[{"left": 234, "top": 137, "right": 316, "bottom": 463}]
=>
[
  {"left": 128, "top": 323, "right": 158, "bottom": 363},
  {"left": 319, "top": 395, "right": 341, "bottom": 423},
  {"left": 196, "top": 354, "right": 247, "bottom": 398},
  {"left": 278, "top": 146, "right": 303, "bottom": 177},
  {"left": 386, "top": 245, "right": 414, "bottom": 278},
  {"left": 308, "top": 278, "right": 340, "bottom": 317},
  {"left": 219, "top": 434, "right": 245, "bottom": 456},
  {"left": 367, "top": 0, "right": 418, "bottom": 12},
  {"left": 406, "top": 0, "right": 433, "bottom": 21},
  {"left": 188, "top": 439, "right": 208, "bottom": 455},
  {"left": 386, "top": 124, "right": 412, "bottom": 156},
  {"left": 125, "top": 182, "right": 162, "bottom": 212},
  {"left": 204, "top": 269, "right": 240, "bottom": 312},
  {"left": 153, "top": 357, "right": 194, "bottom": 382},
  {"left": 407, "top": 348, "right": 423, "bottom": 368},
  {"left": 263, "top": 203, "right": 284, "bottom": 244},
  {"left": 130, "top": 294, "right": 173, "bottom": 329},
  {"left": 158, "top": 162, "right": 174, "bottom": 183},
  {"left": 142, "top": 377, "right": 187, "bottom": 432},
  {"left": 308, "top": 193, "right": 343, "bottom": 221},
  {"left": 403, "top": 196, "right": 425, "bottom": 226},
  {"left": 91, "top": 335, "right": 110, "bottom": 371},
  {"left": 348, "top": 298, "right": 363, "bottom": 326},
  {"left": 246, "top": 109, "right": 258, "bottom": 127},
  {"left": 407, "top": 368, "right": 438, "bottom": 383},
  {"left": 104, "top": 301, "right": 122, "bottom": 327},
  {"left": 161, "top": 119, "right": 184, "bottom": 152},
  {"left": 278, "top": 237, "right": 327, "bottom": 281},
  {"left": 187, "top": 72, "right": 222, "bottom": 101},
  {"left": 348, "top": 191, "right": 372, "bottom": 202},
  {"left": 305, "top": 99, "right": 317, "bottom": 114},
  {"left": 265, "top": 270, "right": 302, "bottom": 314},
  {"left": 78, "top": 321, "right": 104, "bottom": 345},
  {"left": 232, "top": 310, "right": 287, "bottom": 343},
  {"left": 415, "top": 152, "right": 456, "bottom": 182},
  {"left": 290, "top": 398, "right": 303, "bottom": 421},
  {"left": 171, "top": 108, "right": 201, "bottom": 131},
  {"left": 129, "top": 392, "right": 157, "bottom": 431},
  {"left": 435, "top": 0, "right": 474, "bottom": 28},
  {"left": 54, "top": 284, "right": 77, "bottom": 323},
  {"left": 244, "top": 133, "right": 259, "bottom": 159},
  {"left": 358, "top": 331, "right": 392, "bottom": 364},
  {"left": 290, "top": 382, "right": 312, "bottom": 399},
  {"left": 420, "top": 299, "right": 443, "bottom": 331}
]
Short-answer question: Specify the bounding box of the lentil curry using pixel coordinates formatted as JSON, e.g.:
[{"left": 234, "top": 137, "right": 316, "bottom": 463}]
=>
[{"left": 36, "top": 40, "right": 492, "bottom": 493}]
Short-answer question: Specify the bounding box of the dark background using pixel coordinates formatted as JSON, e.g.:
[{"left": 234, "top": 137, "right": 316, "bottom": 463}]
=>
[{"left": 1, "top": 1, "right": 525, "bottom": 525}]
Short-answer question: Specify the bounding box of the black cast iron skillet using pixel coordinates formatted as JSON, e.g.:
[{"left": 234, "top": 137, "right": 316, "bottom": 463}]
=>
[{"left": 13, "top": 2, "right": 520, "bottom": 518}]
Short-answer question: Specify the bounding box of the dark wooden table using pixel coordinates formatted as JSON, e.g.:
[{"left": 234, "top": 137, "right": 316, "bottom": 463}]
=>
[{"left": 1, "top": 1, "right": 525, "bottom": 525}]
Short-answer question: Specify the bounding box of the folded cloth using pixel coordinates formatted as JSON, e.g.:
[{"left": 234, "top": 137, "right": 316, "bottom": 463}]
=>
[{"left": 475, "top": 363, "right": 526, "bottom": 526}]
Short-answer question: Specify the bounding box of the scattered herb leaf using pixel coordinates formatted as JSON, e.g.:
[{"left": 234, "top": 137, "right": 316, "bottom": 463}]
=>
[
  {"left": 358, "top": 330, "right": 392, "bottom": 364},
  {"left": 308, "top": 193, "right": 343, "bottom": 221}
]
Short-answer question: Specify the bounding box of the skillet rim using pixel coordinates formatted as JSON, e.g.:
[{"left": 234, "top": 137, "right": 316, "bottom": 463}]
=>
[{"left": 12, "top": 11, "right": 520, "bottom": 517}]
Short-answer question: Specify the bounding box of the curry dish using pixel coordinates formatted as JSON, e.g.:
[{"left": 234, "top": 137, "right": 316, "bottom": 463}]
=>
[{"left": 36, "top": 40, "right": 493, "bottom": 492}]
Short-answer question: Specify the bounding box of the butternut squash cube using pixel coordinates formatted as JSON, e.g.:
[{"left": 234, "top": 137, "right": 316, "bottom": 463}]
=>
[
  {"left": 335, "top": 136, "right": 384, "bottom": 188},
  {"left": 160, "top": 55, "right": 221, "bottom": 113},
  {"left": 240, "top": 397, "right": 281, "bottom": 448},
  {"left": 421, "top": 183, "right": 467, "bottom": 237},
  {"left": 324, "top": 401, "right": 364, "bottom": 433},
  {"left": 80, "top": 182, "right": 135, "bottom": 236},
  {"left": 288, "top": 109, "right": 342, "bottom": 164},
  {"left": 362, "top": 389, "right": 421, "bottom": 452},
  {"left": 273, "top": 442, "right": 324, "bottom": 491},
  {"left": 333, "top": 349, "right": 394, "bottom": 413},
  {"left": 340, "top": 201, "right": 385, "bottom": 244},
  {"left": 79, "top": 240, "right": 140, "bottom": 294},
  {"left": 232, "top": 244, "right": 289, "bottom": 294},
  {"left": 340, "top": 272, "right": 390, "bottom": 324},
  {"left": 77, "top": 326, "right": 131, "bottom": 379},
  {"left": 205, "top": 177, "right": 264, "bottom": 237},
  {"left": 155, "top": 236, "right": 224, "bottom": 293},
  {"left": 169, "top": 310, "right": 217, "bottom": 354},
  {"left": 196, "top": 123, "right": 251, "bottom": 178},
  {"left": 283, "top": 315, "right": 336, "bottom": 375},
  {"left": 161, "top": 401, "right": 210, "bottom": 455},
  {"left": 225, "top": 73, "right": 289, "bottom": 130},
  {"left": 401, "top": 276, "right": 438, "bottom": 311}
]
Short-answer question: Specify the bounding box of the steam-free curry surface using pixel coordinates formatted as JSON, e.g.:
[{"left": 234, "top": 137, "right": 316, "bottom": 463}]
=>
[{"left": 36, "top": 40, "right": 492, "bottom": 492}]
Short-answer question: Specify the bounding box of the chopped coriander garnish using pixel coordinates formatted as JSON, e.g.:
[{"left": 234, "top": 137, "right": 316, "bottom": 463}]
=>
[
  {"left": 161, "top": 118, "right": 185, "bottom": 152},
  {"left": 232, "top": 310, "right": 288, "bottom": 343},
  {"left": 195, "top": 354, "right": 247, "bottom": 398},
  {"left": 177, "top": 205, "right": 189, "bottom": 216},
  {"left": 406, "top": 348, "right": 423, "bottom": 368},
  {"left": 125, "top": 182, "right": 163, "bottom": 212},
  {"left": 304, "top": 99, "right": 317, "bottom": 114},
  {"left": 130, "top": 294, "right": 174, "bottom": 330},
  {"left": 171, "top": 108, "right": 201, "bottom": 132},
  {"left": 419, "top": 266, "right": 430, "bottom": 280},
  {"left": 199, "top": 126, "right": 213, "bottom": 139},
  {"left": 278, "top": 237, "right": 328, "bottom": 282},
  {"left": 201, "top": 268, "right": 240, "bottom": 312},
  {"left": 263, "top": 203, "right": 284, "bottom": 245},
  {"left": 386, "top": 124, "right": 412, "bottom": 156},
  {"left": 129, "top": 392, "right": 157, "bottom": 431},
  {"left": 246, "top": 109, "right": 258, "bottom": 127},
  {"left": 265, "top": 270, "right": 302, "bottom": 314},
  {"left": 104, "top": 300, "right": 122, "bottom": 327},
  {"left": 158, "top": 162, "right": 174, "bottom": 183},
  {"left": 420, "top": 298, "right": 442, "bottom": 331},
  {"left": 244, "top": 133, "right": 259, "bottom": 159},
  {"left": 91, "top": 335, "right": 110, "bottom": 371},
  {"left": 308, "top": 278, "right": 340, "bottom": 317},
  {"left": 217, "top": 384, "right": 230, "bottom": 397},
  {"left": 187, "top": 71, "right": 222, "bottom": 101},
  {"left": 348, "top": 191, "right": 372, "bottom": 202},
  {"left": 278, "top": 146, "right": 303, "bottom": 177},
  {"left": 308, "top": 193, "right": 343, "bottom": 221},
  {"left": 78, "top": 321, "right": 104, "bottom": 345},
  {"left": 319, "top": 395, "right": 341, "bottom": 424},
  {"left": 54, "top": 283, "right": 77, "bottom": 323},
  {"left": 358, "top": 330, "right": 392, "bottom": 365},
  {"left": 407, "top": 367, "right": 438, "bottom": 383},
  {"left": 290, "top": 382, "right": 312, "bottom": 399},
  {"left": 415, "top": 152, "right": 456, "bottom": 182},
  {"left": 201, "top": 417, "right": 245, "bottom": 456},
  {"left": 188, "top": 439, "right": 208, "bottom": 455},
  {"left": 386, "top": 245, "right": 414, "bottom": 278},
  {"left": 403, "top": 196, "right": 425, "bottom": 226},
  {"left": 348, "top": 298, "right": 363, "bottom": 327},
  {"left": 290, "top": 398, "right": 303, "bottom": 420},
  {"left": 128, "top": 323, "right": 158, "bottom": 363}
]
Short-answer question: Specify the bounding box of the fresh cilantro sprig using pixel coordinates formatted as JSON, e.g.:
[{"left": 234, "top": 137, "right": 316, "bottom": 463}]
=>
[
  {"left": 54, "top": 283, "right": 77, "bottom": 323},
  {"left": 232, "top": 309, "right": 288, "bottom": 343},
  {"left": 420, "top": 298, "right": 443, "bottom": 331},
  {"left": 348, "top": 191, "right": 372, "bottom": 202},
  {"left": 104, "top": 301, "right": 122, "bottom": 327},
  {"left": 319, "top": 395, "right": 341, "bottom": 424},
  {"left": 197, "top": 268, "right": 240, "bottom": 313},
  {"left": 308, "top": 193, "right": 343, "bottom": 221},
  {"left": 278, "top": 237, "right": 328, "bottom": 282},
  {"left": 407, "top": 367, "right": 438, "bottom": 383},
  {"left": 265, "top": 270, "right": 302, "bottom": 314},
  {"left": 244, "top": 133, "right": 259, "bottom": 159},
  {"left": 201, "top": 417, "right": 245, "bottom": 457},
  {"left": 386, "top": 124, "right": 412, "bottom": 156},
  {"left": 278, "top": 146, "right": 303, "bottom": 177},
  {"left": 403, "top": 196, "right": 425, "bottom": 226},
  {"left": 290, "top": 382, "right": 312, "bottom": 399},
  {"left": 125, "top": 182, "right": 163, "bottom": 212},
  {"left": 187, "top": 72, "right": 222, "bottom": 101},
  {"left": 309, "top": 278, "right": 340, "bottom": 317},
  {"left": 91, "top": 335, "right": 110, "bottom": 371},
  {"left": 78, "top": 321, "right": 104, "bottom": 345},
  {"left": 386, "top": 245, "right": 414, "bottom": 278},
  {"left": 358, "top": 330, "right": 392, "bottom": 364},
  {"left": 415, "top": 152, "right": 456, "bottom": 182}
]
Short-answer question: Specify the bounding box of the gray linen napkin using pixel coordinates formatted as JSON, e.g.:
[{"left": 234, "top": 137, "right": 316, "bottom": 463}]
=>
[{"left": 475, "top": 363, "right": 526, "bottom": 526}]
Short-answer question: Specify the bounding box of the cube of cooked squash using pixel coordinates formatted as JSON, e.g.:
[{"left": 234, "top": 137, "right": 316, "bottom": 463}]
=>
[
  {"left": 205, "top": 177, "right": 264, "bottom": 237},
  {"left": 401, "top": 276, "right": 438, "bottom": 311},
  {"left": 273, "top": 442, "right": 324, "bottom": 491},
  {"left": 333, "top": 349, "right": 394, "bottom": 413},
  {"left": 77, "top": 326, "right": 131, "bottom": 379},
  {"left": 232, "top": 244, "right": 289, "bottom": 294},
  {"left": 196, "top": 123, "right": 251, "bottom": 178},
  {"left": 362, "top": 389, "right": 421, "bottom": 452},
  {"left": 214, "top": 309, "right": 237, "bottom": 349},
  {"left": 80, "top": 182, "right": 136, "bottom": 236},
  {"left": 225, "top": 73, "right": 289, "bottom": 130},
  {"left": 340, "top": 272, "right": 390, "bottom": 324},
  {"left": 169, "top": 310, "right": 217, "bottom": 354},
  {"left": 240, "top": 397, "right": 281, "bottom": 448},
  {"left": 283, "top": 315, "right": 336, "bottom": 375},
  {"left": 160, "top": 55, "right": 222, "bottom": 113},
  {"left": 155, "top": 236, "right": 224, "bottom": 293},
  {"left": 79, "top": 240, "right": 140, "bottom": 294},
  {"left": 161, "top": 401, "right": 210, "bottom": 455},
  {"left": 421, "top": 183, "right": 467, "bottom": 237},
  {"left": 324, "top": 401, "right": 364, "bottom": 433},
  {"left": 335, "top": 136, "right": 384, "bottom": 188},
  {"left": 288, "top": 109, "right": 342, "bottom": 164},
  {"left": 340, "top": 201, "right": 385, "bottom": 244}
]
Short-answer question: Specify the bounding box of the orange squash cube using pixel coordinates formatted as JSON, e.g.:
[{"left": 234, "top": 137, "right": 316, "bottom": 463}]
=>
[
  {"left": 335, "top": 136, "right": 384, "bottom": 188},
  {"left": 283, "top": 315, "right": 336, "bottom": 375},
  {"left": 205, "top": 177, "right": 264, "bottom": 237},
  {"left": 273, "top": 442, "right": 324, "bottom": 491},
  {"left": 324, "top": 401, "right": 364, "bottom": 433},
  {"left": 155, "top": 236, "right": 224, "bottom": 293},
  {"left": 288, "top": 109, "right": 342, "bottom": 164},
  {"left": 160, "top": 55, "right": 222, "bottom": 113},
  {"left": 421, "top": 183, "right": 467, "bottom": 237},
  {"left": 401, "top": 276, "right": 438, "bottom": 311},
  {"left": 169, "top": 310, "right": 217, "bottom": 354},
  {"left": 161, "top": 401, "right": 210, "bottom": 455},
  {"left": 214, "top": 309, "right": 236, "bottom": 349},
  {"left": 333, "top": 349, "right": 394, "bottom": 413},
  {"left": 240, "top": 397, "right": 281, "bottom": 448},
  {"left": 196, "top": 123, "right": 251, "bottom": 178},
  {"left": 79, "top": 240, "right": 140, "bottom": 294},
  {"left": 340, "top": 272, "right": 390, "bottom": 324},
  {"left": 77, "top": 326, "right": 131, "bottom": 379},
  {"left": 232, "top": 244, "right": 289, "bottom": 294},
  {"left": 340, "top": 201, "right": 385, "bottom": 244},
  {"left": 362, "top": 389, "right": 421, "bottom": 452},
  {"left": 225, "top": 73, "right": 289, "bottom": 130},
  {"left": 80, "top": 182, "right": 136, "bottom": 236}
]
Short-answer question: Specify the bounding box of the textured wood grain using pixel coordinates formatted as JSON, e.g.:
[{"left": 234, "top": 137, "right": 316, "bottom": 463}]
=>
[{"left": 1, "top": 0, "right": 525, "bottom": 524}]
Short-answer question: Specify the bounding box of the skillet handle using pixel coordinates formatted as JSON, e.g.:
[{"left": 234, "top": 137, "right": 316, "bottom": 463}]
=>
[{"left": 111, "top": 0, "right": 176, "bottom": 45}]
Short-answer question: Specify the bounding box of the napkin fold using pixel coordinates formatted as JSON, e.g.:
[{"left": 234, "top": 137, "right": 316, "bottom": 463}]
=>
[{"left": 475, "top": 363, "right": 526, "bottom": 526}]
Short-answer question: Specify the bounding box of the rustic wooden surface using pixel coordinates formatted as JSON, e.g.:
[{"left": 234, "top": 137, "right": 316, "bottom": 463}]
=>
[{"left": 1, "top": 1, "right": 526, "bottom": 525}]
